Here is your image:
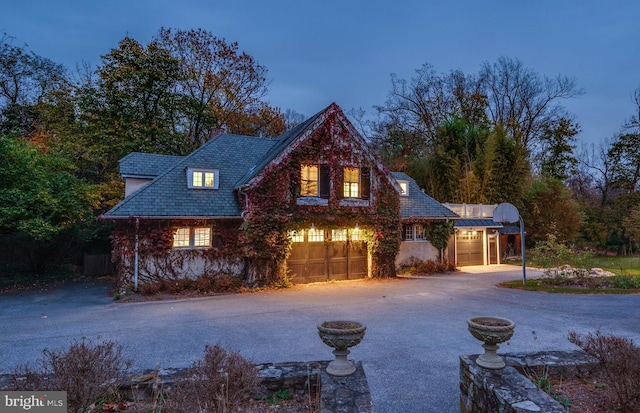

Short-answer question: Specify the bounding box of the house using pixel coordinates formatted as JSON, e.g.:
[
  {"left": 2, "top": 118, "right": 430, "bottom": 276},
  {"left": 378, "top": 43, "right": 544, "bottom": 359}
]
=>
[
  {"left": 443, "top": 203, "right": 523, "bottom": 266},
  {"left": 101, "top": 103, "right": 457, "bottom": 288}
]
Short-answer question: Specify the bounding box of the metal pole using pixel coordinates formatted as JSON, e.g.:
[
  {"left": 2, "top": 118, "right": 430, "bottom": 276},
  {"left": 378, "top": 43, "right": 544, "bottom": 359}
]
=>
[
  {"left": 519, "top": 215, "right": 526, "bottom": 286},
  {"left": 134, "top": 218, "right": 139, "bottom": 292}
]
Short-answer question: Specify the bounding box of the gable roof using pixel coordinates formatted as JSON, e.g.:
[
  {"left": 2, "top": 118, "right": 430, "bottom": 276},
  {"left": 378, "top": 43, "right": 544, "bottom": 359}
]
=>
[
  {"left": 119, "top": 152, "right": 184, "bottom": 179},
  {"left": 391, "top": 172, "right": 459, "bottom": 220},
  {"left": 102, "top": 134, "right": 278, "bottom": 219},
  {"left": 236, "top": 102, "right": 401, "bottom": 193}
]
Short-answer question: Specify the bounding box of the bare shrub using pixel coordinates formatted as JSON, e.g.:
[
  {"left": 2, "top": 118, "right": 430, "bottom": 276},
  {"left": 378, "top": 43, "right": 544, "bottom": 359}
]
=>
[
  {"left": 6, "top": 339, "right": 131, "bottom": 413},
  {"left": 400, "top": 258, "right": 454, "bottom": 275},
  {"left": 568, "top": 330, "right": 640, "bottom": 412},
  {"left": 164, "top": 344, "right": 261, "bottom": 412}
]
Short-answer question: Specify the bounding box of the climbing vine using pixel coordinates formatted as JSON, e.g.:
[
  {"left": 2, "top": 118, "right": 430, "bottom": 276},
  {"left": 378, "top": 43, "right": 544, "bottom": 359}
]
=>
[
  {"left": 110, "top": 106, "right": 402, "bottom": 289},
  {"left": 240, "top": 109, "right": 401, "bottom": 279}
]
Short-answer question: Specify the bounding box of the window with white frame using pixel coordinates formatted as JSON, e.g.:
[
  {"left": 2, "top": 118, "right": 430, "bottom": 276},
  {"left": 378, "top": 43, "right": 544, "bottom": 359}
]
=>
[
  {"left": 300, "top": 165, "right": 319, "bottom": 196},
  {"left": 187, "top": 168, "right": 219, "bottom": 189},
  {"left": 193, "top": 227, "right": 211, "bottom": 247},
  {"left": 350, "top": 227, "right": 362, "bottom": 241},
  {"left": 397, "top": 180, "right": 409, "bottom": 196},
  {"left": 172, "top": 227, "right": 212, "bottom": 248},
  {"left": 173, "top": 227, "right": 190, "bottom": 247},
  {"left": 404, "top": 224, "right": 426, "bottom": 241}
]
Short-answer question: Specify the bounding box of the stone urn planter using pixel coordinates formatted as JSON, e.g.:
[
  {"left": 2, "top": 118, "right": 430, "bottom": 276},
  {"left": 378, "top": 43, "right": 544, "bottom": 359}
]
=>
[
  {"left": 467, "top": 316, "right": 516, "bottom": 369},
  {"left": 317, "top": 320, "right": 366, "bottom": 376}
]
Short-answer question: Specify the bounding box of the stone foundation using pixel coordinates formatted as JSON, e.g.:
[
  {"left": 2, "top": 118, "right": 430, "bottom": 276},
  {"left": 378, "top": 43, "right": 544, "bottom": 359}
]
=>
[{"left": 460, "top": 350, "right": 597, "bottom": 413}]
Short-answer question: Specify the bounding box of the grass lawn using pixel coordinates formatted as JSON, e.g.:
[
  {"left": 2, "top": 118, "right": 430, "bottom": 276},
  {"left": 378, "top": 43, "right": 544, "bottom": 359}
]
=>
[
  {"left": 501, "top": 254, "right": 640, "bottom": 294},
  {"left": 586, "top": 255, "right": 640, "bottom": 276}
]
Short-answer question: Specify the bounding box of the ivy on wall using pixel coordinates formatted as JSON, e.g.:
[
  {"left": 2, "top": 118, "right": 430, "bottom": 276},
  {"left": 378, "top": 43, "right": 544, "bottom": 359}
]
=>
[
  {"left": 110, "top": 108, "right": 402, "bottom": 288},
  {"left": 240, "top": 110, "right": 401, "bottom": 280}
]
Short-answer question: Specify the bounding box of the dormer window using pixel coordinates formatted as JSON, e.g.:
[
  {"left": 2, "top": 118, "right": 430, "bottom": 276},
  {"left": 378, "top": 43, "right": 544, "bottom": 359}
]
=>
[
  {"left": 398, "top": 180, "right": 409, "bottom": 196},
  {"left": 188, "top": 168, "right": 219, "bottom": 189}
]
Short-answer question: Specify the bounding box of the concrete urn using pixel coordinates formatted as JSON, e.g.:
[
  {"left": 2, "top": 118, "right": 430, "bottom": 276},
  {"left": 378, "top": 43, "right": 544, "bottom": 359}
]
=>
[
  {"left": 317, "top": 320, "right": 366, "bottom": 376},
  {"left": 467, "top": 316, "right": 516, "bottom": 369}
]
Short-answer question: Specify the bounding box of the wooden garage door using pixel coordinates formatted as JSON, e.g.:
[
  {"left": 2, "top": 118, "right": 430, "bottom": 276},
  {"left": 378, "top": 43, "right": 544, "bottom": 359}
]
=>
[
  {"left": 456, "top": 230, "right": 483, "bottom": 266},
  {"left": 287, "top": 229, "right": 368, "bottom": 284}
]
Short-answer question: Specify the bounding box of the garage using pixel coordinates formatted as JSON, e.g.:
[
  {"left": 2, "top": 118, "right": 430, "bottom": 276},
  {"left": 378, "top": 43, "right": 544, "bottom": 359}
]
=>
[
  {"left": 456, "top": 230, "right": 484, "bottom": 266},
  {"left": 286, "top": 228, "right": 368, "bottom": 284}
]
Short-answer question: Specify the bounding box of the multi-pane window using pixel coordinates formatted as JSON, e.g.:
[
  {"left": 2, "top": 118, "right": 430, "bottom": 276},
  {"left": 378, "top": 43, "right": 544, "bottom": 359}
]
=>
[
  {"left": 350, "top": 228, "right": 362, "bottom": 241},
  {"left": 301, "top": 165, "right": 319, "bottom": 196},
  {"left": 404, "top": 224, "right": 426, "bottom": 241},
  {"left": 173, "top": 227, "right": 212, "bottom": 248},
  {"left": 405, "top": 225, "right": 414, "bottom": 241},
  {"left": 188, "top": 168, "right": 218, "bottom": 189},
  {"left": 332, "top": 229, "right": 347, "bottom": 241},
  {"left": 343, "top": 167, "right": 359, "bottom": 198},
  {"left": 193, "top": 171, "right": 215, "bottom": 187},
  {"left": 193, "top": 227, "right": 211, "bottom": 247},
  {"left": 288, "top": 230, "right": 304, "bottom": 243},
  {"left": 173, "top": 228, "right": 190, "bottom": 247},
  {"left": 308, "top": 228, "right": 324, "bottom": 242}
]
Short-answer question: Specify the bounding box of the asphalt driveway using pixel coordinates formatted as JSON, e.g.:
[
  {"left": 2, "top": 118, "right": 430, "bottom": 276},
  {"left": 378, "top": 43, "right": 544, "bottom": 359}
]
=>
[{"left": 1, "top": 266, "right": 639, "bottom": 412}]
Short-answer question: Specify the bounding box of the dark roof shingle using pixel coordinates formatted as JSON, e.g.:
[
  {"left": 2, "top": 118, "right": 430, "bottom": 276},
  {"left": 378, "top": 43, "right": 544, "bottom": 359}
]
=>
[
  {"left": 391, "top": 172, "right": 459, "bottom": 219},
  {"left": 103, "top": 134, "right": 277, "bottom": 218}
]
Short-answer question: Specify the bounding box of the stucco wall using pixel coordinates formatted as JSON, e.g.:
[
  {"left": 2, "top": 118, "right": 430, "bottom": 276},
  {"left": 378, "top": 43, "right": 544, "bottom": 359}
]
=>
[
  {"left": 124, "top": 178, "right": 152, "bottom": 197},
  {"left": 396, "top": 241, "right": 439, "bottom": 267}
]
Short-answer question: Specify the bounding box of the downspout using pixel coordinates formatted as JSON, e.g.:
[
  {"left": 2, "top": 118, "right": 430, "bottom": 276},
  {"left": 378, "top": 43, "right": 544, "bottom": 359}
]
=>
[{"left": 134, "top": 217, "right": 139, "bottom": 292}]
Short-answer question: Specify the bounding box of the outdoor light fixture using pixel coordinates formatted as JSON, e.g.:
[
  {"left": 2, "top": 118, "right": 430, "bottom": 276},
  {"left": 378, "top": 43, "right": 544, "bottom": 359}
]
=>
[
  {"left": 354, "top": 223, "right": 359, "bottom": 231},
  {"left": 310, "top": 223, "right": 315, "bottom": 230}
]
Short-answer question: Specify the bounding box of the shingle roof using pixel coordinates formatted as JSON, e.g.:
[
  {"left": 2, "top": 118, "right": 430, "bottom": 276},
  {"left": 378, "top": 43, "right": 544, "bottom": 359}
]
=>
[
  {"left": 235, "top": 105, "right": 329, "bottom": 188},
  {"left": 102, "top": 134, "right": 278, "bottom": 219},
  {"left": 119, "top": 152, "right": 184, "bottom": 178},
  {"left": 454, "top": 219, "right": 503, "bottom": 228},
  {"left": 391, "top": 172, "right": 459, "bottom": 220}
]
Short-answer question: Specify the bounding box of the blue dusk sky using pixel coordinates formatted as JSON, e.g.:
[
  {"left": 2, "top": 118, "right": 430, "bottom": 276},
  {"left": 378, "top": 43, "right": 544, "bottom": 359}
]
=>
[{"left": 2, "top": 0, "right": 638, "bottom": 146}]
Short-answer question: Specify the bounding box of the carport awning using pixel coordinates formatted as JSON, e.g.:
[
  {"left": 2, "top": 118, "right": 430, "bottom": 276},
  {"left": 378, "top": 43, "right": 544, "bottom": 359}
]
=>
[{"left": 455, "top": 219, "right": 502, "bottom": 228}]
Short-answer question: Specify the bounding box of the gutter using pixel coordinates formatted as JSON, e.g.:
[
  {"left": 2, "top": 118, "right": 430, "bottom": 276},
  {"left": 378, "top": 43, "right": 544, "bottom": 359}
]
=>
[{"left": 98, "top": 215, "right": 244, "bottom": 221}]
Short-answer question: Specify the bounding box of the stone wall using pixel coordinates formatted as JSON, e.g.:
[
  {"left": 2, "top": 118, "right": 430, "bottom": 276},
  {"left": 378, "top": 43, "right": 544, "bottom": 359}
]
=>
[
  {"left": 122, "top": 360, "right": 373, "bottom": 413},
  {"left": 460, "top": 350, "right": 597, "bottom": 413}
]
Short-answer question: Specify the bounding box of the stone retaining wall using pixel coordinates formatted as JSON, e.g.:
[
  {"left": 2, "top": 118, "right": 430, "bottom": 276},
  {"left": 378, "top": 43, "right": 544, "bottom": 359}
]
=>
[
  {"left": 124, "top": 360, "right": 373, "bottom": 413},
  {"left": 460, "top": 350, "right": 597, "bottom": 413}
]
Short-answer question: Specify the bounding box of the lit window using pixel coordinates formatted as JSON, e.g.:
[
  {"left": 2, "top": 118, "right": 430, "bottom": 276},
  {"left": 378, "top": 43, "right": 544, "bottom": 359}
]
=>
[
  {"left": 332, "top": 229, "right": 347, "bottom": 241},
  {"left": 308, "top": 228, "right": 324, "bottom": 242},
  {"left": 173, "top": 227, "right": 213, "bottom": 248},
  {"left": 343, "top": 167, "right": 359, "bottom": 198},
  {"left": 173, "top": 228, "right": 190, "bottom": 248},
  {"left": 193, "top": 227, "right": 211, "bottom": 247},
  {"left": 415, "top": 224, "right": 425, "bottom": 240},
  {"left": 398, "top": 180, "right": 409, "bottom": 196},
  {"left": 301, "top": 165, "right": 319, "bottom": 196},
  {"left": 350, "top": 227, "right": 362, "bottom": 241},
  {"left": 193, "top": 171, "right": 203, "bottom": 187},
  {"left": 204, "top": 172, "right": 214, "bottom": 187},
  {"left": 188, "top": 168, "right": 218, "bottom": 189},
  {"left": 288, "top": 230, "right": 304, "bottom": 243}
]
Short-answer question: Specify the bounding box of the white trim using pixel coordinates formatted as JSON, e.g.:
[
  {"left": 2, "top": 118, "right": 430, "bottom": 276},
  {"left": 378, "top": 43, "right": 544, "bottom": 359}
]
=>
[{"left": 187, "top": 168, "right": 219, "bottom": 189}]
